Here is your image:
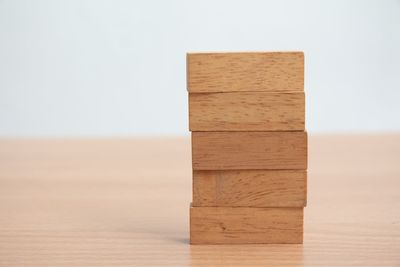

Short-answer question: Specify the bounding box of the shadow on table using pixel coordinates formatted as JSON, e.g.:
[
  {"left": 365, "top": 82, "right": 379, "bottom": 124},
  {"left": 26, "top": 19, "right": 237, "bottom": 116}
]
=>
[{"left": 188, "top": 243, "right": 304, "bottom": 266}]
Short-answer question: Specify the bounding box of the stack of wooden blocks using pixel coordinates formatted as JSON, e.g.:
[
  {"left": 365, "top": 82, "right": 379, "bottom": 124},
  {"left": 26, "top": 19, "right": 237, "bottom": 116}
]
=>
[{"left": 187, "top": 52, "right": 307, "bottom": 244}]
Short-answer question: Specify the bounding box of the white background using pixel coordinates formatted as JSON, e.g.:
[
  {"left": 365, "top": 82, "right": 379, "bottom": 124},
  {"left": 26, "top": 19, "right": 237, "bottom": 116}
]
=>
[{"left": 1, "top": 0, "right": 399, "bottom": 137}]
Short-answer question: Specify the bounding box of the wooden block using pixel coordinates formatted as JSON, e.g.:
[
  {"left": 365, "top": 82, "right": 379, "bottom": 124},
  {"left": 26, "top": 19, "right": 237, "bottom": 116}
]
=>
[
  {"left": 189, "top": 92, "right": 305, "bottom": 131},
  {"left": 187, "top": 52, "right": 304, "bottom": 93},
  {"left": 192, "top": 131, "right": 307, "bottom": 170},
  {"left": 190, "top": 206, "right": 303, "bottom": 244},
  {"left": 193, "top": 170, "right": 307, "bottom": 207}
]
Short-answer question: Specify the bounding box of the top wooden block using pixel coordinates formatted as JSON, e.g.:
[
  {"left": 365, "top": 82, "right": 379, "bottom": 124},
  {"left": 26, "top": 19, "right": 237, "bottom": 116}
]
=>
[{"left": 187, "top": 52, "right": 304, "bottom": 93}]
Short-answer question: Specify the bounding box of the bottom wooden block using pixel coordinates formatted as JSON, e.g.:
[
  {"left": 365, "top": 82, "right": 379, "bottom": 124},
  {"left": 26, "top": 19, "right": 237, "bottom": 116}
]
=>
[{"left": 190, "top": 206, "right": 303, "bottom": 244}]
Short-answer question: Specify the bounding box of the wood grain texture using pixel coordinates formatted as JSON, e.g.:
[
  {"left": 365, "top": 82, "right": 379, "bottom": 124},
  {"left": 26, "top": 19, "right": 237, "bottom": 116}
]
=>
[
  {"left": 190, "top": 206, "right": 303, "bottom": 244},
  {"left": 192, "top": 170, "right": 307, "bottom": 207},
  {"left": 192, "top": 131, "right": 307, "bottom": 170},
  {"left": 189, "top": 92, "right": 305, "bottom": 131},
  {"left": 1, "top": 135, "right": 400, "bottom": 266},
  {"left": 187, "top": 52, "right": 304, "bottom": 93}
]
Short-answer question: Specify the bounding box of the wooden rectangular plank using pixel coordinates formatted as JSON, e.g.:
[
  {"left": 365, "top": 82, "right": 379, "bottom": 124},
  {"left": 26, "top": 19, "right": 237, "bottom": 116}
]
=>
[
  {"left": 187, "top": 52, "right": 304, "bottom": 93},
  {"left": 190, "top": 206, "right": 303, "bottom": 244},
  {"left": 192, "top": 131, "right": 307, "bottom": 170},
  {"left": 193, "top": 170, "right": 307, "bottom": 207},
  {"left": 189, "top": 92, "right": 305, "bottom": 131}
]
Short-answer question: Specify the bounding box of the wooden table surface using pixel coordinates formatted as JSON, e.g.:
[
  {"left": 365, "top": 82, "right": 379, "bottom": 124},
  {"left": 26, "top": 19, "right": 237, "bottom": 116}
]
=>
[{"left": 0, "top": 135, "right": 399, "bottom": 266}]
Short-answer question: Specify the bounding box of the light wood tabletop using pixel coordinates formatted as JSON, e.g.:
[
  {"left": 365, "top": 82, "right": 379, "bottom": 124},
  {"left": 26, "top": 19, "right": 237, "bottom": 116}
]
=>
[{"left": 0, "top": 135, "right": 399, "bottom": 266}]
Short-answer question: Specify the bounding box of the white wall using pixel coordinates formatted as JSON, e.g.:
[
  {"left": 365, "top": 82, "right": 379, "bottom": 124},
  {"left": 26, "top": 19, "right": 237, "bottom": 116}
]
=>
[{"left": 1, "top": 0, "right": 399, "bottom": 137}]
